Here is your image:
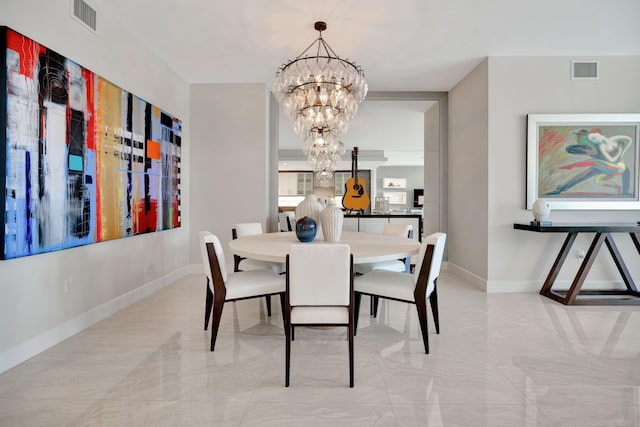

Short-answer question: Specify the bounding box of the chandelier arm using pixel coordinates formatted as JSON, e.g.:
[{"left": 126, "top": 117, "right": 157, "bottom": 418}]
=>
[
  {"left": 316, "top": 36, "right": 323, "bottom": 59},
  {"left": 294, "top": 38, "right": 322, "bottom": 61},
  {"left": 319, "top": 38, "right": 340, "bottom": 60},
  {"left": 281, "top": 56, "right": 362, "bottom": 76},
  {"left": 288, "top": 80, "right": 348, "bottom": 94}
]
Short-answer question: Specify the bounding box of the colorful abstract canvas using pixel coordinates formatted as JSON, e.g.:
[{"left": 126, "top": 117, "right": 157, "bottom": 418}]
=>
[{"left": 1, "top": 27, "right": 182, "bottom": 259}]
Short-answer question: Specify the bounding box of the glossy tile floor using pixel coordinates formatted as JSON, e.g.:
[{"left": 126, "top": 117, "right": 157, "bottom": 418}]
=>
[{"left": 1, "top": 271, "right": 640, "bottom": 426}]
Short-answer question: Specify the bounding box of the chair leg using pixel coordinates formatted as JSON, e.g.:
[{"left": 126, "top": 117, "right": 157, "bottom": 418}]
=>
[
  {"left": 204, "top": 280, "right": 213, "bottom": 331},
  {"left": 291, "top": 326, "right": 295, "bottom": 341},
  {"left": 348, "top": 322, "right": 354, "bottom": 388},
  {"left": 415, "top": 298, "right": 430, "bottom": 354},
  {"left": 429, "top": 284, "right": 440, "bottom": 334},
  {"left": 369, "top": 295, "right": 379, "bottom": 317},
  {"left": 285, "top": 314, "right": 291, "bottom": 387},
  {"left": 266, "top": 295, "right": 272, "bottom": 316},
  {"left": 279, "top": 293, "right": 286, "bottom": 326},
  {"left": 354, "top": 293, "right": 362, "bottom": 334},
  {"left": 210, "top": 298, "right": 225, "bottom": 351}
]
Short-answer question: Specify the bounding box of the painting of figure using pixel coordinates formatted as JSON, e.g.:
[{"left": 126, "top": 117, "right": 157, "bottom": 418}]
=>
[
  {"left": 527, "top": 114, "right": 640, "bottom": 210},
  {"left": 538, "top": 126, "right": 635, "bottom": 197}
]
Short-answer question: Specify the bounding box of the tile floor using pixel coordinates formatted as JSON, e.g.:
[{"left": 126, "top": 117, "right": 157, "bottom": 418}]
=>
[{"left": 1, "top": 270, "right": 640, "bottom": 426}]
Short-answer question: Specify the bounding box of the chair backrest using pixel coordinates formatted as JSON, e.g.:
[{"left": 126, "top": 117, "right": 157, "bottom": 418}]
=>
[
  {"left": 287, "top": 244, "right": 352, "bottom": 306},
  {"left": 414, "top": 233, "right": 446, "bottom": 286},
  {"left": 383, "top": 223, "right": 412, "bottom": 238},
  {"left": 279, "top": 212, "right": 295, "bottom": 232},
  {"left": 199, "top": 231, "right": 213, "bottom": 282},
  {"left": 201, "top": 233, "right": 228, "bottom": 285},
  {"left": 235, "top": 222, "right": 263, "bottom": 237}
]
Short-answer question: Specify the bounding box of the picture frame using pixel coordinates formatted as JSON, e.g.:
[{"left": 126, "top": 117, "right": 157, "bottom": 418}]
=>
[
  {"left": 526, "top": 113, "right": 640, "bottom": 210},
  {"left": 383, "top": 191, "right": 406, "bottom": 205},
  {"left": 413, "top": 189, "right": 424, "bottom": 207},
  {"left": 382, "top": 177, "right": 406, "bottom": 189}
]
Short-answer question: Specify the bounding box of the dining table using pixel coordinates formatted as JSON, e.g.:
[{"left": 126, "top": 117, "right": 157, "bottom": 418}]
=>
[{"left": 228, "top": 231, "right": 421, "bottom": 265}]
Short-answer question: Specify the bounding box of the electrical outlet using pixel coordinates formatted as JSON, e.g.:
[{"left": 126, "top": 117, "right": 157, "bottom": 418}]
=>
[{"left": 64, "top": 279, "right": 72, "bottom": 294}]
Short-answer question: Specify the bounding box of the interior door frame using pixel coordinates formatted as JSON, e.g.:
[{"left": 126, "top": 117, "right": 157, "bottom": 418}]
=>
[{"left": 268, "top": 91, "right": 448, "bottom": 238}]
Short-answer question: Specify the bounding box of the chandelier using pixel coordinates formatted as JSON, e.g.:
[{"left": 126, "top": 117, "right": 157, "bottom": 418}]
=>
[{"left": 273, "top": 21, "right": 368, "bottom": 186}]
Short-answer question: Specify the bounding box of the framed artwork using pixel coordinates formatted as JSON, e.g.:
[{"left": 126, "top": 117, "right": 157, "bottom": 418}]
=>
[
  {"left": 382, "top": 177, "right": 406, "bottom": 189},
  {"left": 1, "top": 27, "right": 182, "bottom": 259},
  {"left": 383, "top": 191, "right": 406, "bottom": 205},
  {"left": 526, "top": 113, "right": 640, "bottom": 210},
  {"left": 414, "top": 189, "right": 424, "bottom": 207}
]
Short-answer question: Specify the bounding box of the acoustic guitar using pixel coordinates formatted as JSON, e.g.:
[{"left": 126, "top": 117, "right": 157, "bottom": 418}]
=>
[{"left": 342, "top": 147, "right": 370, "bottom": 214}]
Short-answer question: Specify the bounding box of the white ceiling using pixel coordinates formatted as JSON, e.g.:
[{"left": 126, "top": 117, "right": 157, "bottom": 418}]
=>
[
  {"left": 95, "top": 0, "right": 640, "bottom": 169},
  {"left": 96, "top": 0, "right": 640, "bottom": 91}
]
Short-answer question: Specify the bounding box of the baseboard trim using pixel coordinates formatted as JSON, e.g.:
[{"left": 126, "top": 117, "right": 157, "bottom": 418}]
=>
[
  {"left": 0, "top": 267, "right": 188, "bottom": 375},
  {"left": 486, "top": 279, "right": 627, "bottom": 293},
  {"left": 445, "top": 262, "right": 629, "bottom": 293},
  {"left": 447, "top": 262, "right": 487, "bottom": 291},
  {"left": 485, "top": 280, "right": 541, "bottom": 293}
]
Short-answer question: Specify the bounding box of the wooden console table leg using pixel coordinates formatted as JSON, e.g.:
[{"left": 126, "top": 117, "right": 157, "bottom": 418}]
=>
[
  {"left": 605, "top": 233, "right": 639, "bottom": 292},
  {"left": 564, "top": 232, "right": 607, "bottom": 305},
  {"left": 539, "top": 232, "right": 577, "bottom": 301},
  {"left": 631, "top": 233, "right": 640, "bottom": 254}
]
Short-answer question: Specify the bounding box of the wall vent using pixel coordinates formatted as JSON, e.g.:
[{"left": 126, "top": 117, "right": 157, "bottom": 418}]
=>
[
  {"left": 571, "top": 61, "right": 598, "bottom": 80},
  {"left": 71, "top": 0, "right": 97, "bottom": 33}
]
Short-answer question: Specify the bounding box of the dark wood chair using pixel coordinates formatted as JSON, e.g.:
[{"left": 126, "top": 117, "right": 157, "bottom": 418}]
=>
[
  {"left": 354, "top": 233, "right": 446, "bottom": 354},
  {"left": 232, "top": 223, "right": 286, "bottom": 316},
  {"left": 200, "top": 232, "right": 285, "bottom": 351}
]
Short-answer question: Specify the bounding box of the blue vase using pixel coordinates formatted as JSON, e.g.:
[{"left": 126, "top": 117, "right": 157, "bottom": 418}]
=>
[{"left": 295, "top": 216, "right": 317, "bottom": 242}]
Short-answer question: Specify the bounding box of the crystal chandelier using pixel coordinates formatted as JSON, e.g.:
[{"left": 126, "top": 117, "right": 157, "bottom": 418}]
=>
[{"left": 273, "top": 21, "right": 368, "bottom": 186}]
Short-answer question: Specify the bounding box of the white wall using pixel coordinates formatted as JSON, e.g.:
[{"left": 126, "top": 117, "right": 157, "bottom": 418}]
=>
[
  {"left": 189, "top": 83, "right": 271, "bottom": 265},
  {"left": 424, "top": 103, "right": 441, "bottom": 237},
  {"left": 448, "top": 60, "right": 490, "bottom": 287},
  {"left": 376, "top": 165, "right": 424, "bottom": 207},
  {"left": 0, "top": 0, "right": 190, "bottom": 373},
  {"left": 487, "top": 56, "right": 640, "bottom": 292}
]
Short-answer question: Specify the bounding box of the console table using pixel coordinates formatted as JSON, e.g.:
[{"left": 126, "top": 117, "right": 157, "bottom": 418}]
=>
[{"left": 513, "top": 223, "right": 640, "bottom": 305}]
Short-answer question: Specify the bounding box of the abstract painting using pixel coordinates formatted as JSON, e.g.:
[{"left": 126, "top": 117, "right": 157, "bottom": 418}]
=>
[
  {"left": 527, "top": 114, "right": 640, "bottom": 210},
  {"left": 1, "top": 27, "right": 182, "bottom": 259}
]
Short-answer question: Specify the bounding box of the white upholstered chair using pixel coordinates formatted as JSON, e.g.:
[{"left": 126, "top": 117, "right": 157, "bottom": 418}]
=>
[
  {"left": 355, "top": 223, "right": 413, "bottom": 317},
  {"left": 200, "top": 232, "right": 285, "bottom": 351},
  {"left": 285, "top": 244, "right": 355, "bottom": 387},
  {"left": 278, "top": 212, "right": 296, "bottom": 232},
  {"left": 355, "top": 223, "right": 413, "bottom": 275},
  {"left": 232, "top": 223, "right": 286, "bottom": 274},
  {"left": 232, "top": 222, "right": 286, "bottom": 316},
  {"left": 354, "top": 232, "right": 446, "bottom": 354}
]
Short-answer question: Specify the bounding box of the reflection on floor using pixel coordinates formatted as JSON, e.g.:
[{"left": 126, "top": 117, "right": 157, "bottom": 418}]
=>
[{"left": 1, "top": 270, "right": 640, "bottom": 426}]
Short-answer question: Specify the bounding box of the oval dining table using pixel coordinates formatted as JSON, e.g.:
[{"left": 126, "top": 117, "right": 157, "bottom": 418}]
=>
[{"left": 228, "top": 231, "right": 420, "bottom": 264}]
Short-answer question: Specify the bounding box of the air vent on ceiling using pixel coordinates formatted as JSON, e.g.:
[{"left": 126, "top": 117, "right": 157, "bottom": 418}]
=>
[
  {"left": 571, "top": 61, "right": 598, "bottom": 80},
  {"left": 71, "top": 0, "right": 97, "bottom": 33}
]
